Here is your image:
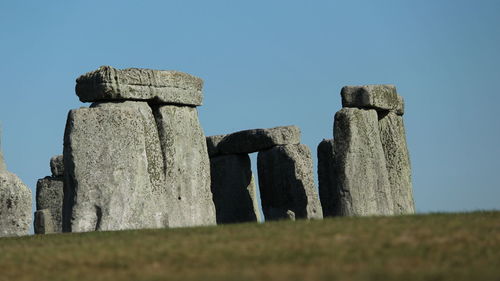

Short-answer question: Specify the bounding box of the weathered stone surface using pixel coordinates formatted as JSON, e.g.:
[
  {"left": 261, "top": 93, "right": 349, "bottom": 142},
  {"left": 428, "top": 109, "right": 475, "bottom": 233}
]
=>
[
  {"left": 333, "top": 108, "right": 394, "bottom": 216},
  {"left": 76, "top": 66, "right": 203, "bottom": 106},
  {"left": 317, "top": 139, "right": 340, "bottom": 217},
  {"left": 0, "top": 170, "right": 32, "bottom": 237},
  {"left": 206, "top": 135, "right": 225, "bottom": 158},
  {"left": 50, "top": 155, "right": 64, "bottom": 177},
  {"left": 378, "top": 111, "right": 415, "bottom": 214},
  {"left": 257, "top": 144, "right": 323, "bottom": 221},
  {"left": 63, "top": 102, "right": 166, "bottom": 232},
  {"left": 36, "top": 177, "right": 64, "bottom": 233},
  {"left": 154, "top": 105, "right": 216, "bottom": 227},
  {"left": 34, "top": 209, "right": 56, "bottom": 234},
  {"left": 0, "top": 151, "right": 5, "bottom": 171},
  {"left": 214, "top": 126, "right": 301, "bottom": 155},
  {"left": 210, "top": 154, "right": 260, "bottom": 224},
  {"left": 341, "top": 85, "right": 404, "bottom": 115}
]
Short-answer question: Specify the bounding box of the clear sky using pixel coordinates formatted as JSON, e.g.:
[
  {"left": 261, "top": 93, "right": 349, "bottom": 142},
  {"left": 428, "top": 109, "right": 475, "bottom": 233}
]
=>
[{"left": 0, "top": 1, "right": 498, "bottom": 214}]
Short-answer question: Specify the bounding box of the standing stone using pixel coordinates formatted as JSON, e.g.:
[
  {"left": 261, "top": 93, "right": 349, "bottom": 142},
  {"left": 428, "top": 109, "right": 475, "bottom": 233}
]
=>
[
  {"left": 333, "top": 108, "right": 394, "bottom": 216},
  {"left": 214, "top": 126, "right": 301, "bottom": 155},
  {"left": 76, "top": 66, "right": 204, "bottom": 106},
  {"left": 341, "top": 85, "right": 404, "bottom": 115},
  {"left": 36, "top": 177, "right": 64, "bottom": 233},
  {"left": 0, "top": 171, "right": 32, "bottom": 237},
  {"left": 210, "top": 154, "right": 260, "bottom": 224},
  {"left": 50, "top": 155, "right": 64, "bottom": 177},
  {"left": 206, "top": 135, "right": 226, "bottom": 157},
  {"left": 0, "top": 132, "right": 32, "bottom": 237},
  {"left": 317, "top": 139, "right": 340, "bottom": 217},
  {"left": 378, "top": 111, "right": 415, "bottom": 214},
  {"left": 257, "top": 144, "right": 323, "bottom": 221},
  {"left": 34, "top": 209, "right": 55, "bottom": 234},
  {"left": 154, "top": 105, "right": 216, "bottom": 227},
  {"left": 63, "top": 102, "right": 165, "bottom": 232},
  {"left": 0, "top": 137, "right": 5, "bottom": 171}
]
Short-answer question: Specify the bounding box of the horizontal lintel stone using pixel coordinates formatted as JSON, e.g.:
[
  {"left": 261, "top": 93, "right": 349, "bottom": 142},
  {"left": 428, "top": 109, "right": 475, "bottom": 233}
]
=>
[
  {"left": 76, "top": 66, "right": 203, "bottom": 106},
  {"left": 341, "top": 84, "right": 404, "bottom": 115},
  {"left": 207, "top": 126, "right": 301, "bottom": 155}
]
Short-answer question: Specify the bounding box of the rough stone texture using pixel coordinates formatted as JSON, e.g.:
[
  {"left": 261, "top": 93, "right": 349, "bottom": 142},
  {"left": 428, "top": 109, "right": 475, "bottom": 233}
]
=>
[
  {"left": 63, "top": 102, "right": 166, "bottom": 232},
  {"left": 215, "top": 126, "right": 301, "bottom": 155},
  {"left": 317, "top": 139, "right": 340, "bottom": 217},
  {"left": 76, "top": 66, "right": 203, "bottom": 106},
  {"left": 36, "top": 177, "right": 64, "bottom": 233},
  {"left": 333, "top": 108, "right": 394, "bottom": 216},
  {"left": 0, "top": 152, "right": 5, "bottom": 171},
  {"left": 34, "top": 209, "right": 56, "bottom": 234},
  {"left": 50, "top": 155, "right": 64, "bottom": 177},
  {"left": 0, "top": 170, "right": 32, "bottom": 237},
  {"left": 341, "top": 85, "right": 404, "bottom": 115},
  {"left": 210, "top": 154, "right": 260, "bottom": 224},
  {"left": 154, "top": 105, "right": 216, "bottom": 227},
  {"left": 257, "top": 144, "right": 323, "bottom": 221},
  {"left": 378, "top": 111, "right": 415, "bottom": 214},
  {"left": 206, "top": 135, "right": 225, "bottom": 158}
]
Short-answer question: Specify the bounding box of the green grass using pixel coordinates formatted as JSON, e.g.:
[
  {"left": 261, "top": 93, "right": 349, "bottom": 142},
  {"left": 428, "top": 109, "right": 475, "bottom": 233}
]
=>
[{"left": 1, "top": 212, "right": 499, "bottom": 281}]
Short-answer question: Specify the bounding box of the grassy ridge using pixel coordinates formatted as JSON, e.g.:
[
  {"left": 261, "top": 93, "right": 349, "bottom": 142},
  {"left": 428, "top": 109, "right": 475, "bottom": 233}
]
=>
[{"left": 0, "top": 212, "right": 499, "bottom": 281}]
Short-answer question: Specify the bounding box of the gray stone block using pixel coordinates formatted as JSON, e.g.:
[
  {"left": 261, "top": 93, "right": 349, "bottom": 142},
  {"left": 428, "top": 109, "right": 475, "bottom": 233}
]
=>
[
  {"left": 34, "top": 209, "right": 55, "bottom": 234},
  {"left": 333, "top": 108, "right": 394, "bottom": 216},
  {"left": 50, "top": 155, "right": 64, "bottom": 177},
  {"left": 210, "top": 154, "right": 260, "bottom": 224},
  {"left": 214, "top": 126, "right": 301, "bottom": 155},
  {"left": 76, "top": 66, "right": 203, "bottom": 106},
  {"left": 63, "top": 102, "right": 166, "bottom": 232},
  {"left": 36, "top": 176, "right": 64, "bottom": 233},
  {"left": 317, "top": 139, "right": 340, "bottom": 217},
  {"left": 0, "top": 170, "right": 32, "bottom": 237},
  {"left": 154, "top": 105, "right": 216, "bottom": 227},
  {"left": 0, "top": 151, "right": 5, "bottom": 171},
  {"left": 206, "top": 135, "right": 225, "bottom": 157},
  {"left": 257, "top": 144, "right": 323, "bottom": 221},
  {"left": 378, "top": 111, "right": 415, "bottom": 214},
  {"left": 341, "top": 85, "right": 404, "bottom": 115}
]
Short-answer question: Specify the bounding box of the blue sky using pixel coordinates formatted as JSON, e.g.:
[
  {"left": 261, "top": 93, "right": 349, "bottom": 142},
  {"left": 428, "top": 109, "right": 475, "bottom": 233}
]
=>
[{"left": 0, "top": 0, "right": 498, "bottom": 214}]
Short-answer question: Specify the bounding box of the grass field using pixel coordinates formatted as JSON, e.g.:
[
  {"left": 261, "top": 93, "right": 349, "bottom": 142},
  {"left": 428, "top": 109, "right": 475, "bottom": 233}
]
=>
[{"left": 0, "top": 211, "right": 499, "bottom": 281}]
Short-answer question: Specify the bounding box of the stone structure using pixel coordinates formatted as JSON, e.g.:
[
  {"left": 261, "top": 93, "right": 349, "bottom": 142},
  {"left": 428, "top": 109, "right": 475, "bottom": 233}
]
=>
[
  {"left": 34, "top": 209, "right": 55, "bottom": 234},
  {"left": 62, "top": 66, "right": 216, "bottom": 232},
  {"left": 258, "top": 144, "right": 323, "bottom": 220},
  {"left": 34, "top": 155, "right": 64, "bottom": 234},
  {"left": 332, "top": 108, "right": 394, "bottom": 216},
  {"left": 378, "top": 111, "right": 415, "bottom": 214},
  {"left": 0, "top": 133, "right": 32, "bottom": 237},
  {"left": 318, "top": 85, "right": 415, "bottom": 217},
  {"left": 341, "top": 85, "right": 404, "bottom": 115},
  {"left": 209, "top": 153, "right": 260, "bottom": 224},
  {"left": 35, "top": 178, "right": 64, "bottom": 234},
  {"left": 317, "top": 139, "right": 338, "bottom": 217},
  {"left": 212, "top": 126, "right": 301, "bottom": 155},
  {"left": 75, "top": 66, "right": 203, "bottom": 106},
  {"left": 208, "top": 126, "right": 322, "bottom": 223}
]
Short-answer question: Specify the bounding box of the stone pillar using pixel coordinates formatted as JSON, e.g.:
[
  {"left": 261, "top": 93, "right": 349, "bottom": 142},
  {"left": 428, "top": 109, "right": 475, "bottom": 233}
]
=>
[
  {"left": 64, "top": 66, "right": 216, "bottom": 232},
  {"left": 34, "top": 209, "right": 55, "bottom": 234},
  {"left": 154, "top": 105, "right": 216, "bottom": 227},
  {"left": 337, "top": 84, "right": 415, "bottom": 215},
  {"left": 378, "top": 111, "right": 415, "bottom": 214},
  {"left": 333, "top": 108, "right": 394, "bottom": 216},
  {"left": 35, "top": 176, "right": 64, "bottom": 233},
  {"left": 0, "top": 132, "right": 32, "bottom": 237},
  {"left": 257, "top": 144, "right": 323, "bottom": 221},
  {"left": 209, "top": 153, "right": 260, "bottom": 224},
  {"left": 63, "top": 103, "right": 164, "bottom": 232},
  {"left": 317, "top": 139, "right": 339, "bottom": 217}
]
